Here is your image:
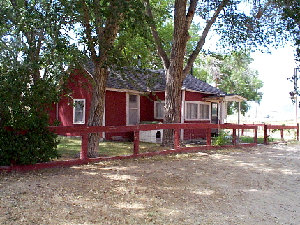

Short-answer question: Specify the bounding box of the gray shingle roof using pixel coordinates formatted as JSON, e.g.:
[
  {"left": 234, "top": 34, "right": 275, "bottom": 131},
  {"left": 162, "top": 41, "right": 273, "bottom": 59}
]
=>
[{"left": 83, "top": 62, "right": 226, "bottom": 96}]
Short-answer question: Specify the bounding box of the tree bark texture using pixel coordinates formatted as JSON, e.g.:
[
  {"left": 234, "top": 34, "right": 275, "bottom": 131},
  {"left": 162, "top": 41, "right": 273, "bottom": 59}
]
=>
[
  {"left": 162, "top": 0, "right": 189, "bottom": 146},
  {"left": 87, "top": 67, "right": 109, "bottom": 157},
  {"left": 146, "top": 0, "right": 228, "bottom": 147},
  {"left": 162, "top": 68, "right": 183, "bottom": 146}
]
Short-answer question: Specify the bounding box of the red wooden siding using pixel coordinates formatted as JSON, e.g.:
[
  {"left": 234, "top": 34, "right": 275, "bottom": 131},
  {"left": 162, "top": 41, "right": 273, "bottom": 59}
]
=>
[
  {"left": 183, "top": 91, "right": 212, "bottom": 139},
  {"left": 104, "top": 91, "right": 129, "bottom": 140},
  {"left": 105, "top": 91, "right": 126, "bottom": 126},
  {"left": 48, "top": 70, "right": 219, "bottom": 141},
  {"left": 57, "top": 70, "right": 92, "bottom": 126},
  {"left": 185, "top": 91, "right": 207, "bottom": 101},
  {"left": 140, "top": 95, "right": 154, "bottom": 122}
]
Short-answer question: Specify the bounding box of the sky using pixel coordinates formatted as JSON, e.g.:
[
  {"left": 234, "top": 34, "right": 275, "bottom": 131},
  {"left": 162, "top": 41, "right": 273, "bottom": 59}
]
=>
[{"left": 247, "top": 45, "right": 299, "bottom": 122}]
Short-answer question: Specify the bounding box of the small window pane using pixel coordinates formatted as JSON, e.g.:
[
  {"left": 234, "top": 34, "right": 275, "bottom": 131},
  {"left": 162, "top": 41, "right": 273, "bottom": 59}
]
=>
[
  {"left": 186, "top": 103, "right": 198, "bottom": 119},
  {"left": 75, "top": 111, "right": 84, "bottom": 123},
  {"left": 155, "top": 102, "right": 164, "bottom": 119},
  {"left": 129, "top": 95, "right": 137, "bottom": 108},
  {"left": 200, "top": 104, "right": 209, "bottom": 119},
  {"left": 74, "top": 100, "right": 85, "bottom": 124},
  {"left": 211, "top": 103, "right": 218, "bottom": 116},
  {"left": 129, "top": 109, "right": 138, "bottom": 125}
]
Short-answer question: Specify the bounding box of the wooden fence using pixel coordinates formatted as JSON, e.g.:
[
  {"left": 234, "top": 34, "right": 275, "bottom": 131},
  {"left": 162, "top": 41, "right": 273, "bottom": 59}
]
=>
[{"left": 0, "top": 123, "right": 299, "bottom": 172}]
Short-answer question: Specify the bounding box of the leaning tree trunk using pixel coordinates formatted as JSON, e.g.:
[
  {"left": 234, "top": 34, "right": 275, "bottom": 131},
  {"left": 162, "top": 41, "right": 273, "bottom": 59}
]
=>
[
  {"left": 162, "top": 68, "right": 183, "bottom": 147},
  {"left": 87, "top": 67, "right": 109, "bottom": 158}
]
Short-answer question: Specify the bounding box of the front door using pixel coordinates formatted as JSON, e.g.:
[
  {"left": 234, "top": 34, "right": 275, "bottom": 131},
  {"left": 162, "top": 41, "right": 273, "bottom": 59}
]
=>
[
  {"left": 127, "top": 94, "right": 140, "bottom": 125},
  {"left": 211, "top": 103, "right": 218, "bottom": 124},
  {"left": 211, "top": 103, "right": 218, "bottom": 135}
]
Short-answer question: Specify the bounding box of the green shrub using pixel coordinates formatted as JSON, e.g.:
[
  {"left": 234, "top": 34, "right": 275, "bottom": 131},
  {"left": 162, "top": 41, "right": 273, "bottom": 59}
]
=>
[
  {"left": 212, "top": 130, "right": 231, "bottom": 146},
  {"left": 0, "top": 67, "right": 60, "bottom": 166},
  {"left": 0, "top": 127, "right": 59, "bottom": 166}
]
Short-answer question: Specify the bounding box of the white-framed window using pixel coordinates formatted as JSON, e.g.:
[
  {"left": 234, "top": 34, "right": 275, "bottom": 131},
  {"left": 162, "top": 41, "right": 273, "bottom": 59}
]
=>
[
  {"left": 154, "top": 101, "right": 165, "bottom": 119},
  {"left": 73, "top": 99, "right": 85, "bottom": 124},
  {"left": 186, "top": 102, "right": 198, "bottom": 119},
  {"left": 127, "top": 93, "right": 140, "bottom": 125},
  {"left": 185, "top": 101, "right": 210, "bottom": 121}
]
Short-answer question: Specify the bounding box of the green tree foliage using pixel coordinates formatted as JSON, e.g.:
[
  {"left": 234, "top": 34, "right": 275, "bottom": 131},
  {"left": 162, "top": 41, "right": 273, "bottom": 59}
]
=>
[
  {"left": 273, "top": 0, "right": 300, "bottom": 61},
  {"left": 144, "top": 0, "right": 298, "bottom": 133},
  {"left": 58, "top": 0, "right": 146, "bottom": 156},
  {"left": 195, "top": 51, "right": 263, "bottom": 114},
  {"left": 0, "top": 0, "right": 73, "bottom": 165}
]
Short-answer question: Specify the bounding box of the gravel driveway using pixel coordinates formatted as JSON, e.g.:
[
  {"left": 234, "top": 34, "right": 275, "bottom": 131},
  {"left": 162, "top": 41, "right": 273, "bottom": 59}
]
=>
[{"left": 1, "top": 143, "right": 300, "bottom": 224}]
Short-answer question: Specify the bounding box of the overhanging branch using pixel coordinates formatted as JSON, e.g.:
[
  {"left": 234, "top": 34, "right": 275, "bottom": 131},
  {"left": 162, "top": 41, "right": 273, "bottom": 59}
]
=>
[
  {"left": 144, "top": 0, "right": 170, "bottom": 69},
  {"left": 183, "top": 0, "right": 229, "bottom": 77}
]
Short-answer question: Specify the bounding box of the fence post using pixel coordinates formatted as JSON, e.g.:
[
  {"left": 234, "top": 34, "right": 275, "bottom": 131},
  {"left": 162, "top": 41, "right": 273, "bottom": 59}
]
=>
[
  {"left": 174, "top": 129, "right": 180, "bottom": 150},
  {"left": 206, "top": 128, "right": 211, "bottom": 146},
  {"left": 264, "top": 124, "right": 268, "bottom": 145},
  {"left": 80, "top": 134, "right": 88, "bottom": 161},
  {"left": 232, "top": 129, "right": 237, "bottom": 145},
  {"left": 297, "top": 123, "right": 299, "bottom": 141},
  {"left": 280, "top": 129, "right": 284, "bottom": 141},
  {"left": 254, "top": 127, "right": 258, "bottom": 144},
  {"left": 133, "top": 131, "right": 140, "bottom": 155}
]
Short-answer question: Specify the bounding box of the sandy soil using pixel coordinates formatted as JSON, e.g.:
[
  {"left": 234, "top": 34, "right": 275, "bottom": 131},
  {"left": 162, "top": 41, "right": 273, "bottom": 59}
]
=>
[{"left": 1, "top": 143, "right": 300, "bottom": 225}]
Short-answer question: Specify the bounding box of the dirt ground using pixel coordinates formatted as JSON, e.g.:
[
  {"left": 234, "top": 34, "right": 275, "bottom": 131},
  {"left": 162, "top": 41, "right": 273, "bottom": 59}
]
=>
[{"left": 1, "top": 143, "right": 300, "bottom": 225}]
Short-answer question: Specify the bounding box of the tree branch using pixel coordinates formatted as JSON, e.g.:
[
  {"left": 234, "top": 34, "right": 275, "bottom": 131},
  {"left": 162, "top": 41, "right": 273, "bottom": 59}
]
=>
[
  {"left": 81, "top": 0, "right": 98, "bottom": 62},
  {"left": 183, "top": 0, "right": 229, "bottom": 76},
  {"left": 98, "top": 0, "right": 123, "bottom": 64},
  {"left": 186, "top": 0, "right": 198, "bottom": 29},
  {"left": 144, "top": 0, "right": 170, "bottom": 69},
  {"left": 93, "top": 0, "right": 103, "bottom": 43}
]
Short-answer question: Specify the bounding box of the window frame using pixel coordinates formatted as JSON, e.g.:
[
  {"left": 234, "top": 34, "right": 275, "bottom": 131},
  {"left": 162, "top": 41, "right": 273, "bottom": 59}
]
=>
[
  {"left": 73, "top": 99, "right": 86, "bottom": 124},
  {"left": 185, "top": 101, "right": 211, "bottom": 121},
  {"left": 154, "top": 101, "right": 165, "bottom": 119}
]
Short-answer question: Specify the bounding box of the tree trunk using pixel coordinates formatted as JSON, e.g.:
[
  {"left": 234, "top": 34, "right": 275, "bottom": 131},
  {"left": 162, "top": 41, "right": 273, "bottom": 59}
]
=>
[
  {"left": 162, "top": 68, "right": 183, "bottom": 147},
  {"left": 87, "top": 66, "right": 109, "bottom": 158}
]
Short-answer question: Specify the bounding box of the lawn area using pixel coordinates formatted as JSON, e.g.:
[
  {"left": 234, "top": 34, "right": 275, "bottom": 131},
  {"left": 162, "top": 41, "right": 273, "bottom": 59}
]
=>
[{"left": 57, "top": 136, "right": 165, "bottom": 159}]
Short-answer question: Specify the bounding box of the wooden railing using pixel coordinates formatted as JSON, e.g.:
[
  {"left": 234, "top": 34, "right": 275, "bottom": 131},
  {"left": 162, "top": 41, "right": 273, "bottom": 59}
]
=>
[
  {"left": 49, "top": 123, "right": 259, "bottom": 161},
  {"left": 1, "top": 122, "right": 298, "bottom": 172},
  {"left": 263, "top": 124, "right": 299, "bottom": 145}
]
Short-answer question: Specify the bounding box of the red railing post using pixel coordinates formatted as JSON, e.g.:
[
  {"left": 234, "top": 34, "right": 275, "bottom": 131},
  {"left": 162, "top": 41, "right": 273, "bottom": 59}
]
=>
[
  {"left": 264, "top": 124, "right": 268, "bottom": 145},
  {"left": 174, "top": 129, "right": 180, "bottom": 150},
  {"left": 280, "top": 129, "right": 284, "bottom": 141},
  {"left": 133, "top": 131, "right": 140, "bottom": 155},
  {"left": 297, "top": 123, "right": 299, "bottom": 141},
  {"left": 254, "top": 127, "right": 258, "bottom": 144},
  {"left": 232, "top": 129, "right": 237, "bottom": 145},
  {"left": 206, "top": 128, "right": 211, "bottom": 146},
  {"left": 80, "top": 134, "right": 88, "bottom": 160}
]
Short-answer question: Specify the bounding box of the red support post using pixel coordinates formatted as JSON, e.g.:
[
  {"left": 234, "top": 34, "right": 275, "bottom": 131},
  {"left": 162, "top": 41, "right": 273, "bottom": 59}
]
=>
[
  {"left": 264, "top": 124, "right": 268, "bottom": 145},
  {"left": 280, "top": 129, "right": 284, "bottom": 141},
  {"left": 174, "top": 129, "right": 180, "bottom": 150},
  {"left": 254, "top": 127, "right": 258, "bottom": 144},
  {"left": 206, "top": 128, "right": 211, "bottom": 146},
  {"left": 80, "top": 134, "right": 88, "bottom": 161},
  {"left": 297, "top": 123, "right": 299, "bottom": 141},
  {"left": 241, "top": 128, "right": 244, "bottom": 136},
  {"left": 133, "top": 131, "right": 140, "bottom": 155},
  {"left": 232, "top": 129, "right": 237, "bottom": 145}
]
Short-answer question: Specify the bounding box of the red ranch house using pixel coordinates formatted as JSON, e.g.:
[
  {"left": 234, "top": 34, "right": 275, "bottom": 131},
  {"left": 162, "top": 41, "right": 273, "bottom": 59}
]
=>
[{"left": 49, "top": 62, "right": 245, "bottom": 142}]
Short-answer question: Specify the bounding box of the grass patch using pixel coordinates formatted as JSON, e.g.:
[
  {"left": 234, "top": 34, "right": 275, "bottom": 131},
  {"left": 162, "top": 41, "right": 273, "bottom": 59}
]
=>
[
  {"left": 240, "top": 136, "right": 265, "bottom": 144},
  {"left": 57, "top": 136, "right": 165, "bottom": 159}
]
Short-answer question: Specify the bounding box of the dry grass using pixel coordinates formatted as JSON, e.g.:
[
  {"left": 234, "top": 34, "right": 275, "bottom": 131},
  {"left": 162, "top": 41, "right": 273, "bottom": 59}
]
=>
[{"left": 1, "top": 143, "right": 300, "bottom": 224}]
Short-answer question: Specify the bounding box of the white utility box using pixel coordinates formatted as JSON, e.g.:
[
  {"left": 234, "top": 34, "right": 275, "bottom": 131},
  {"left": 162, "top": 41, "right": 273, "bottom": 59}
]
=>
[{"left": 140, "top": 129, "right": 163, "bottom": 143}]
